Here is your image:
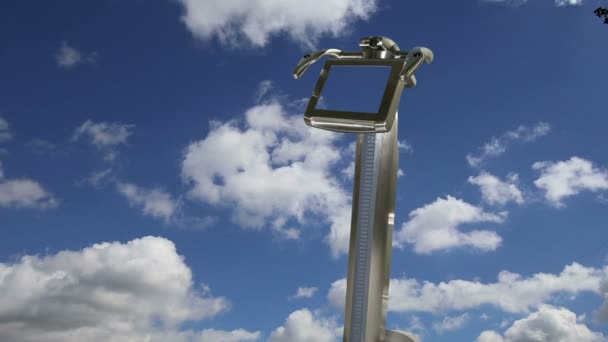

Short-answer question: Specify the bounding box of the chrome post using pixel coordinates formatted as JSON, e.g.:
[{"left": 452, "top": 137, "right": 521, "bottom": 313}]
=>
[{"left": 293, "top": 36, "right": 432, "bottom": 342}]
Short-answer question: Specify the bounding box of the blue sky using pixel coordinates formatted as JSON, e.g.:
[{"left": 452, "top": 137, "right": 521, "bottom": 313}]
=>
[{"left": 1, "top": 0, "right": 608, "bottom": 341}]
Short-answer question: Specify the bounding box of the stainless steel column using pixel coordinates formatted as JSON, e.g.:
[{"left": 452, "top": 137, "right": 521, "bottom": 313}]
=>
[{"left": 344, "top": 113, "right": 400, "bottom": 342}]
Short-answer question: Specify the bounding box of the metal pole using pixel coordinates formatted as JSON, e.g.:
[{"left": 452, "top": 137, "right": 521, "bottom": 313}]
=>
[
  {"left": 344, "top": 113, "right": 414, "bottom": 342},
  {"left": 291, "top": 36, "right": 432, "bottom": 342}
]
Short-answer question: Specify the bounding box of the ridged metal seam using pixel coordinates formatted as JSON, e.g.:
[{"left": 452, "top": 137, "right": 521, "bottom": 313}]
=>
[{"left": 349, "top": 133, "right": 379, "bottom": 341}]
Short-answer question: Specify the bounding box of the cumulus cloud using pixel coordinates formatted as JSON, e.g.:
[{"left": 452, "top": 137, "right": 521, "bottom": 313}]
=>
[
  {"left": 476, "top": 305, "right": 605, "bottom": 342},
  {"left": 0, "top": 236, "right": 241, "bottom": 342},
  {"left": 117, "top": 182, "right": 180, "bottom": 223},
  {"left": 268, "top": 309, "right": 340, "bottom": 342},
  {"left": 181, "top": 95, "right": 352, "bottom": 256},
  {"left": 0, "top": 116, "right": 12, "bottom": 142},
  {"left": 468, "top": 171, "right": 524, "bottom": 206},
  {"left": 477, "top": 330, "right": 506, "bottom": 342},
  {"left": 290, "top": 286, "right": 319, "bottom": 299},
  {"left": 176, "top": 0, "right": 378, "bottom": 48},
  {"left": 394, "top": 196, "right": 505, "bottom": 254},
  {"left": 433, "top": 313, "right": 469, "bottom": 334},
  {"left": 533, "top": 156, "right": 608, "bottom": 207},
  {"left": 466, "top": 122, "right": 550, "bottom": 167},
  {"left": 54, "top": 41, "right": 98, "bottom": 69},
  {"left": 329, "top": 262, "right": 605, "bottom": 314},
  {"left": 72, "top": 119, "right": 134, "bottom": 161},
  {"left": 593, "top": 277, "right": 608, "bottom": 323}
]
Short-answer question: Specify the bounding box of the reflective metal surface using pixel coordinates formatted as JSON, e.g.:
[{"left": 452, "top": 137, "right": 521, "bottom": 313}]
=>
[
  {"left": 304, "top": 58, "right": 406, "bottom": 133},
  {"left": 292, "top": 37, "right": 432, "bottom": 134},
  {"left": 344, "top": 113, "right": 400, "bottom": 342},
  {"left": 292, "top": 36, "right": 433, "bottom": 342}
]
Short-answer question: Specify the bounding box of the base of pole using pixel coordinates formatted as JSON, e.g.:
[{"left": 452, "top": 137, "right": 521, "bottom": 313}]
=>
[{"left": 384, "top": 329, "right": 420, "bottom": 342}]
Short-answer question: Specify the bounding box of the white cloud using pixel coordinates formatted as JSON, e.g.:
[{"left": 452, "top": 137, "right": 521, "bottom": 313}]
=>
[
  {"left": 404, "top": 316, "right": 426, "bottom": 337},
  {"left": 433, "top": 313, "right": 469, "bottom": 334},
  {"left": 0, "top": 121, "right": 57, "bottom": 209},
  {"left": 481, "top": 0, "right": 581, "bottom": 7},
  {"left": 554, "top": 0, "right": 583, "bottom": 6},
  {"left": 476, "top": 305, "right": 605, "bottom": 342},
  {"left": 480, "top": 0, "right": 528, "bottom": 6},
  {"left": 394, "top": 196, "right": 505, "bottom": 254},
  {"left": 327, "top": 278, "right": 347, "bottom": 312},
  {"left": 533, "top": 156, "right": 608, "bottom": 207},
  {"left": 468, "top": 171, "right": 524, "bottom": 206},
  {"left": 72, "top": 119, "right": 134, "bottom": 161},
  {"left": 329, "top": 263, "right": 605, "bottom": 314},
  {"left": 593, "top": 277, "right": 608, "bottom": 322},
  {"left": 54, "top": 41, "right": 98, "bottom": 69},
  {"left": 268, "top": 309, "right": 340, "bottom": 342},
  {"left": 477, "top": 330, "right": 506, "bottom": 342},
  {"left": 466, "top": 122, "right": 550, "bottom": 167},
  {"left": 117, "top": 182, "right": 180, "bottom": 223},
  {"left": 181, "top": 98, "right": 352, "bottom": 257},
  {"left": 0, "top": 236, "right": 235, "bottom": 342},
  {"left": 79, "top": 168, "right": 114, "bottom": 188},
  {"left": 0, "top": 116, "right": 12, "bottom": 143},
  {"left": 254, "top": 80, "right": 274, "bottom": 103},
  {"left": 0, "top": 179, "right": 57, "bottom": 209},
  {"left": 291, "top": 286, "right": 319, "bottom": 299},
  {"left": 196, "top": 329, "right": 261, "bottom": 342},
  {"left": 0, "top": 177, "right": 58, "bottom": 209},
  {"left": 398, "top": 140, "right": 414, "bottom": 154},
  {"left": 176, "top": 0, "right": 378, "bottom": 48},
  {"left": 26, "top": 138, "right": 60, "bottom": 156},
  {"left": 341, "top": 161, "right": 355, "bottom": 180}
]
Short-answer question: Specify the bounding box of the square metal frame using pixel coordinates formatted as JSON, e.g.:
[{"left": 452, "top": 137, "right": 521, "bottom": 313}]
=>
[{"left": 304, "top": 58, "right": 407, "bottom": 133}]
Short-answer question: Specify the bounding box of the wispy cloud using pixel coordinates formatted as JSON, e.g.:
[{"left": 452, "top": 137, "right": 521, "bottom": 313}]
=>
[
  {"left": 466, "top": 122, "right": 550, "bottom": 168},
  {"left": 25, "top": 139, "right": 61, "bottom": 156},
  {"left": 554, "top": 0, "right": 583, "bottom": 6},
  {"left": 399, "top": 140, "right": 414, "bottom": 154},
  {"left": 54, "top": 41, "right": 98, "bottom": 69},
  {"left": 77, "top": 168, "right": 114, "bottom": 188},
  {"left": 0, "top": 116, "right": 12, "bottom": 143},
  {"left": 480, "top": 0, "right": 582, "bottom": 7},
  {"left": 289, "top": 286, "right": 318, "bottom": 299},
  {"left": 0, "top": 119, "right": 58, "bottom": 209},
  {"left": 72, "top": 119, "right": 134, "bottom": 161},
  {"left": 117, "top": 182, "right": 181, "bottom": 223},
  {"left": 433, "top": 313, "right": 470, "bottom": 334}
]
